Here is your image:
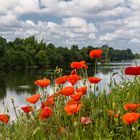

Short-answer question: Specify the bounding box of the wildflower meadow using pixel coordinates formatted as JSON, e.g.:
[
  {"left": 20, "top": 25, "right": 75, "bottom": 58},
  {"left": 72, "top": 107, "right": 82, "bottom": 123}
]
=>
[{"left": 0, "top": 49, "right": 140, "bottom": 140}]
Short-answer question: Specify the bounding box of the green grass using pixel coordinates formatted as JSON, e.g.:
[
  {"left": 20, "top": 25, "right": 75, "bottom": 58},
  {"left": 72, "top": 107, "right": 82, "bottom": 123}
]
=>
[{"left": 0, "top": 77, "right": 140, "bottom": 140}]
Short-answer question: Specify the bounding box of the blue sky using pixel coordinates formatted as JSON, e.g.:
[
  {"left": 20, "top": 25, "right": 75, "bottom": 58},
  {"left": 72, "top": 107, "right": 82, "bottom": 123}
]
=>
[{"left": 0, "top": 0, "right": 140, "bottom": 53}]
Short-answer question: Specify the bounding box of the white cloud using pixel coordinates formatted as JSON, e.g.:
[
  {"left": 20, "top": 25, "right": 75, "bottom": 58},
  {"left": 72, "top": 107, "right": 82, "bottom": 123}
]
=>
[
  {"left": 0, "top": 0, "right": 138, "bottom": 18},
  {"left": 0, "top": 16, "right": 97, "bottom": 46},
  {"left": 77, "top": 0, "right": 125, "bottom": 11},
  {"left": 130, "top": 38, "right": 140, "bottom": 43},
  {"left": 88, "top": 33, "right": 96, "bottom": 39},
  {"left": 100, "top": 29, "right": 138, "bottom": 42},
  {"left": 123, "top": 14, "right": 140, "bottom": 28},
  {"left": 25, "top": 20, "right": 35, "bottom": 27},
  {"left": 0, "top": 14, "right": 18, "bottom": 26},
  {"left": 97, "top": 7, "right": 130, "bottom": 17},
  {"left": 128, "top": 0, "right": 140, "bottom": 9},
  {"left": 63, "top": 17, "right": 87, "bottom": 27},
  {"left": 100, "top": 35, "right": 112, "bottom": 41},
  {"left": 0, "top": 0, "right": 39, "bottom": 16},
  {"left": 0, "top": 0, "right": 125, "bottom": 18}
]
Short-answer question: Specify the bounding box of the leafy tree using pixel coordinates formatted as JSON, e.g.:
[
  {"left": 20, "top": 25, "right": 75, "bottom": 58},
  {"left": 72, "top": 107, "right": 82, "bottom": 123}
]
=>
[{"left": 0, "top": 36, "right": 135, "bottom": 69}]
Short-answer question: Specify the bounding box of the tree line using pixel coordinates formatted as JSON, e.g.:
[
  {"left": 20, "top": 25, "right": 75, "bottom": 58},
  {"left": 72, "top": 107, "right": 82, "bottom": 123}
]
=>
[{"left": 0, "top": 36, "right": 135, "bottom": 69}]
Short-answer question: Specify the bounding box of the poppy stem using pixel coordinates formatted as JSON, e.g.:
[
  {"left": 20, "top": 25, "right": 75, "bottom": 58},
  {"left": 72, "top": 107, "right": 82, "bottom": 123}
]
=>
[
  {"left": 11, "top": 99, "right": 19, "bottom": 121},
  {"left": 93, "top": 84, "right": 96, "bottom": 93},
  {"left": 84, "top": 68, "right": 88, "bottom": 79},
  {"left": 81, "top": 68, "right": 86, "bottom": 85},
  {"left": 94, "top": 58, "right": 97, "bottom": 74}
]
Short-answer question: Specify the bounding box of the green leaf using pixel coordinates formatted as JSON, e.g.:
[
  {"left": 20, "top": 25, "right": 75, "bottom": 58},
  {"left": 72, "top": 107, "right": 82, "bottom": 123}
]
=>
[{"left": 32, "top": 127, "right": 41, "bottom": 137}]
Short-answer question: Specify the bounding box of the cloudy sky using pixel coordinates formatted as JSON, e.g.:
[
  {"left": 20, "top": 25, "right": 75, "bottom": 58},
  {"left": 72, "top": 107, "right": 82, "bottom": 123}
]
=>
[{"left": 0, "top": 0, "right": 140, "bottom": 53}]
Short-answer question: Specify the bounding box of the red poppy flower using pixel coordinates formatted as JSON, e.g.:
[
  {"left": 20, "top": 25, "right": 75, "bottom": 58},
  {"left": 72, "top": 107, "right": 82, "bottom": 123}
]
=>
[
  {"left": 34, "top": 79, "right": 51, "bottom": 87},
  {"left": 64, "top": 99, "right": 82, "bottom": 115},
  {"left": 71, "top": 69, "right": 77, "bottom": 75},
  {"left": 55, "top": 75, "right": 68, "bottom": 85},
  {"left": 89, "top": 49, "right": 103, "bottom": 58},
  {"left": 21, "top": 106, "right": 34, "bottom": 113},
  {"left": 67, "top": 74, "right": 81, "bottom": 85},
  {"left": 81, "top": 117, "right": 92, "bottom": 125},
  {"left": 41, "top": 94, "right": 56, "bottom": 109},
  {"left": 26, "top": 94, "right": 40, "bottom": 104},
  {"left": 124, "top": 66, "right": 140, "bottom": 75},
  {"left": 0, "top": 114, "right": 9, "bottom": 124},
  {"left": 45, "top": 96, "right": 54, "bottom": 107},
  {"left": 70, "top": 61, "right": 87, "bottom": 69},
  {"left": 88, "top": 77, "right": 102, "bottom": 84},
  {"left": 39, "top": 106, "right": 53, "bottom": 120},
  {"left": 59, "top": 86, "right": 74, "bottom": 96},
  {"left": 76, "top": 86, "right": 87, "bottom": 95},
  {"left": 124, "top": 103, "right": 139, "bottom": 111},
  {"left": 70, "top": 62, "right": 83, "bottom": 69},
  {"left": 64, "top": 103, "right": 81, "bottom": 115},
  {"left": 70, "top": 92, "right": 83, "bottom": 101},
  {"left": 122, "top": 112, "right": 140, "bottom": 125}
]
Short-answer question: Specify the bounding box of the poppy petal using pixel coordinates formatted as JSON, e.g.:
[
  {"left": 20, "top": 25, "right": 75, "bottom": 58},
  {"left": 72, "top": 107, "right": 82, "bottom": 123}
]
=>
[
  {"left": 0, "top": 114, "right": 9, "bottom": 124},
  {"left": 26, "top": 94, "right": 40, "bottom": 104},
  {"left": 21, "top": 106, "right": 34, "bottom": 113},
  {"left": 59, "top": 86, "right": 74, "bottom": 96},
  {"left": 39, "top": 106, "right": 53, "bottom": 120},
  {"left": 34, "top": 79, "right": 51, "bottom": 87}
]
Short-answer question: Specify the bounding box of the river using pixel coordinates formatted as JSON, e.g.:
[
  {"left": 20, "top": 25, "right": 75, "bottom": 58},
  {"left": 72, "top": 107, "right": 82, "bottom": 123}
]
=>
[{"left": 0, "top": 59, "right": 140, "bottom": 120}]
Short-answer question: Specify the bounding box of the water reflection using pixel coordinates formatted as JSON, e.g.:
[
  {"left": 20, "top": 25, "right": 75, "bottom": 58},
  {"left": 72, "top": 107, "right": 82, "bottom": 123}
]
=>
[
  {"left": 0, "top": 69, "right": 55, "bottom": 99},
  {"left": 0, "top": 79, "right": 6, "bottom": 99},
  {"left": 0, "top": 59, "right": 140, "bottom": 120}
]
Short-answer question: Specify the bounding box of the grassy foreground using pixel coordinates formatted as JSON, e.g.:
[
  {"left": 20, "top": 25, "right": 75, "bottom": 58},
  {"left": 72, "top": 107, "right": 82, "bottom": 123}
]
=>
[
  {"left": 0, "top": 76, "right": 140, "bottom": 140},
  {"left": 0, "top": 49, "right": 140, "bottom": 140}
]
